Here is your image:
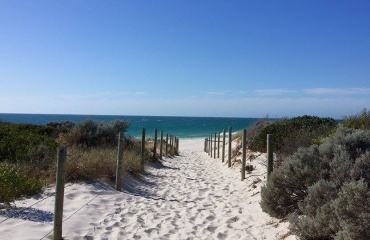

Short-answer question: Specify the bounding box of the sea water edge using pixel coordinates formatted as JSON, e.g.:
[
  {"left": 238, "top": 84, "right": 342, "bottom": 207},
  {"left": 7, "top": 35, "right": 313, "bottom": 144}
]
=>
[{"left": 0, "top": 113, "right": 260, "bottom": 139}]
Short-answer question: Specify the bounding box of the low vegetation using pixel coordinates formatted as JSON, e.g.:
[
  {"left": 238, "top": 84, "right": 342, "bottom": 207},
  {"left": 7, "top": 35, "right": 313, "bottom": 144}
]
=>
[
  {"left": 0, "top": 119, "right": 152, "bottom": 207},
  {"left": 252, "top": 109, "right": 370, "bottom": 239},
  {"left": 248, "top": 115, "right": 337, "bottom": 166},
  {"left": 224, "top": 109, "right": 370, "bottom": 239}
]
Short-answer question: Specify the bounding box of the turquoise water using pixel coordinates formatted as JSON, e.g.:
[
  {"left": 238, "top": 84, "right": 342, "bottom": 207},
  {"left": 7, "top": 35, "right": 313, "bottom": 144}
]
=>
[{"left": 0, "top": 113, "right": 259, "bottom": 138}]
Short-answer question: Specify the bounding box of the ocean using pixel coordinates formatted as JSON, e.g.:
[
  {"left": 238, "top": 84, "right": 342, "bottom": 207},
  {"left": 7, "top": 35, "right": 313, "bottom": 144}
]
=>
[{"left": 0, "top": 113, "right": 259, "bottom": 138}]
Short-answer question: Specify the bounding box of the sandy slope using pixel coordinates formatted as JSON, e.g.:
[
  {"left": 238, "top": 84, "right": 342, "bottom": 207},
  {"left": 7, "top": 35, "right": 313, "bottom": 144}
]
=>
[{"left": 0, "top": 138, "right": 296, "bottom": 240}]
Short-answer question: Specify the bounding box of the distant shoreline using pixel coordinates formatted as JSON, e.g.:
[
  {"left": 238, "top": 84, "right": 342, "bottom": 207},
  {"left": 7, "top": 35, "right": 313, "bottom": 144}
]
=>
[{"left": 0, "top": 113, "right": 259, "bottom": 139}]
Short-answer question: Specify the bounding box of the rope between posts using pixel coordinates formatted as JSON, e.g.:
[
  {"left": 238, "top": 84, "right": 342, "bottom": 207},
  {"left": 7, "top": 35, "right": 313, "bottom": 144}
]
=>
[
  {"left": 39, "top": 188, "right": 106, "bottom": 240},
  {"left": 0, "top": 184, "right": 74, "bottom": 225}
]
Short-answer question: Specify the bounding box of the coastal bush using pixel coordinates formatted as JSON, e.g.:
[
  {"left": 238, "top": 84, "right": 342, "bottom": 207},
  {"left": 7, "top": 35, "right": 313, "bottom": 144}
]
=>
[
  {"left": 249, "top": 115, "right": 337, "bottom": 165},
  {"left": 46, "top": 121, "right": 75, "bottom": 138},
  {"left": 260, "top": 145, "right": 326, "bottom": 218},
  {"left": 58, "top": 119, "right": 130, "bottom": 148},
  {"left": 342, "top": 108, "right": 370, "bottom": 130},
  {"left": 0, "top": 122, "right": 57, "bottom": 163},
  {"left": 0, "top": 163, "right": 42, "bottom": 207},
  {"left": 233, "top": 118, "right": 272, "bottom": 145},
  {"left": 261, "top": 126, "right": 370, "bottom": 239}
]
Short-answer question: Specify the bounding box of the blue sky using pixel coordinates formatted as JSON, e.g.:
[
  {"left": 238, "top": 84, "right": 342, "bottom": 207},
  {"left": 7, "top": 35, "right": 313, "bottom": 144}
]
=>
[{"left": 1, "top": 1, "right": 369, "bottom": 118}]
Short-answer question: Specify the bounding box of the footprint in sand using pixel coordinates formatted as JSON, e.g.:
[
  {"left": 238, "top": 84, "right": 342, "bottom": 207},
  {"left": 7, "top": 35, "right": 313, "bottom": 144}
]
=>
[
  {"left": 226, "top": 216, "right": 240, "bottom": 223},
  {"left": 206, "top": 225, "right": 218, "bottom": 233},
  {"left": 206, "top": 215, "right": 216, "bottom": 221},
  {"left": 217, "top": 232, "right": 227, "bottom": 239}
]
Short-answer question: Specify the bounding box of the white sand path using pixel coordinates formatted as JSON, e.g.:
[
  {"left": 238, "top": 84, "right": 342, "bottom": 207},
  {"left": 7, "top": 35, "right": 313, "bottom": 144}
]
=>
[{"left": 0, "top": 138, "right": 295, "bottom": 240}]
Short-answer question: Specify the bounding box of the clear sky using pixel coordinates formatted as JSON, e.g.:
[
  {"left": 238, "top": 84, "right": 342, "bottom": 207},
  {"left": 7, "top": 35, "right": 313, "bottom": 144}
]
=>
[{"left": 1, "top": 1, "right": 369, "bottom": 119}]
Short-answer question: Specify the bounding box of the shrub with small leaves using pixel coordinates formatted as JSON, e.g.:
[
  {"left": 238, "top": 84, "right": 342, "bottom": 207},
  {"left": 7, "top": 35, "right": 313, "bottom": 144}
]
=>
[
  {"left": 261, "top": 126, "right": 370, "bottom": 239},
  {"left": 0, "top": 163, "right": 42, "bottom": 207},
  {"left": 342, "top": 108, "right": 370, "bottom": 130},
  {"left": 58, "top": 119, "right": 130, "bottom": 148},
  {"left": 260, "top": 145, "right": 328, "bottom": 218},
  {"left": 332, "top": 179, "right": 370, "bottom": 240}
]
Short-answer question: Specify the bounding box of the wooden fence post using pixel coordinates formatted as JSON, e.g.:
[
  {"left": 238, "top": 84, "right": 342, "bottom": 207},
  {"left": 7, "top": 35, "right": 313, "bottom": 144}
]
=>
[
  {"left": 54, "top": 147, "right": 67, "bottom": 240},
  {"left": 115, "top": 132, "right": 124, "bottom": 190},
  {"left": 228, "top": 127, "right": 232, "bottom": 168},
  {"left": 222, "top": 129, "right": 226, "bottom": 162},
  {"left": 204, "top": 137, "right": 208, "bottom": 152},
  {"left": 241, "top": 129, "right": 247, "bottom": 181},
  {"left": 141, "top": 128, "right": 146, "bottom": 163},
  {"left": 174, "top": 136, "right": 177, "bottom": 155},
  {"left": 217, "top": 131, "right": 220, "bottom": 158},
  {"left": 170, "top": 135, "right": 173, "bottom": 156},
  {"left": 267, "top": 134, "right": 273, "bottom": 181},
  {"left": 160, "top": 130, "right": 163, "bottom": 160},
  {"left": 208, "top": 136, "right": 211, "bottom": 156},
  {"left": 153, "top": 128, "right": 158, "bottom": 159},
  {"left": 214, "top": 132, "right": 216, "bottom": 159},
  {"left": 176, "top": 138, "right": 179, "bottom": 153},
  {"left": 210, "top": 135, "right": 213, "bottom": 158},
  {"left": 165, "top": 134, "right": 169, "bottom": 156}
]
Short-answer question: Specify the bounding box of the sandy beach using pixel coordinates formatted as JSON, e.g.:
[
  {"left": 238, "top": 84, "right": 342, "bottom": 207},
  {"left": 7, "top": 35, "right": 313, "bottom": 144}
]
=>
[{"left": 0, "top": 138, "right": 296, "bottom": 240}]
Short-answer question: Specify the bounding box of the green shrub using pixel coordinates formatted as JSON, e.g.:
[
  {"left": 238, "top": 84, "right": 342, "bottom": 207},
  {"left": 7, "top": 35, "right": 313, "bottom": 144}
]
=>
[
  {"left": 0, "top": 123, "right": 57, "bottom": 163},
  {"left": 249, "top": 115, "right": 337, "bottom": 157},
  {"left": 58, "top": 119, "right": 130, "bottom": 148},
  {"left": 288, "top": 180, "right": 339, "bottom": 240},
  {"left": 260, "top": 145, "right": 327, "bottom": 218},
  {"left": 261, "top": 126, "right": 370, "bottom": 239},
  {"left": 333, "top": 179, "right": 370, "bottom": 240},
  {"left": 342, "top": 108, "right": 370, "bottom": 130},
  {"left": 0, "top": 163, "right": 42, "bottom": 207}
]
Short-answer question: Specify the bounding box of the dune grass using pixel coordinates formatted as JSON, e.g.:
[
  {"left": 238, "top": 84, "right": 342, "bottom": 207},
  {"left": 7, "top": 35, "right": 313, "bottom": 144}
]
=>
[{"left": 0, "top": 120, "right": 153, "bottom": 207}]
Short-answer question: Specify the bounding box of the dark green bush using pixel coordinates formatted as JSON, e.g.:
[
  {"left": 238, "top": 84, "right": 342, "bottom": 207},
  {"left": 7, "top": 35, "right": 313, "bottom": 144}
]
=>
[
  {"left": 0, "top": 123, "right": 58, "bottom": 163},
  {"left": 342, "top": 108, "right": 370, "bottom": 130},
  {"left": 249, "top": 115, "right": 337, "bottom": 158},
  {"left": 0, "top": 163, "right": 43, "bottom": 207},
  {"left": 58, "top": 119, "right": 130, "bottom": 148}
]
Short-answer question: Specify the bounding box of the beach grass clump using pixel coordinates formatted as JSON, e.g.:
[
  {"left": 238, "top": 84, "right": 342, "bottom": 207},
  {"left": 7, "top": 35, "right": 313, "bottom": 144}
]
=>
[
  {"left": 63, "top": 144, "right": 146, "bottom": 183},
  {"left": 0, "top": 163, "right": 43, "bottom": 207},
  {"left": 260, "top": 126, "right": 370, "bottom": 239},
  {"left": 0, "top": 120, "right": 151, "bottom": 207}
]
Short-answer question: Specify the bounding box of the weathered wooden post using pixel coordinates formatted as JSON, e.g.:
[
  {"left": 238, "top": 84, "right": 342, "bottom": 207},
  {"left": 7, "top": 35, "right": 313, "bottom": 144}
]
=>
[
  {"left": 173, "top": 136, "right": 177, "bottom": 155},
  {"left": 54, "top": 147, "right": 67, "bottom": 240},
  {"left": 208, "top": 135, "right": 211, "bottom": 156},
  {"left": 160, "top": 130, "right": 163, "bottom": 160},
  {"left": 115, "top": 132, "right": 124, "bottom": 190},
  {"left": 165, "top": 133, "right": 169, "bottom": 156},
  {"left": 141, "top": 128, "right": 146, "bottom": 163},
  {"left": 204, "top": 137, "right": 208, "bottom": 152},
  {"left": 228, "top": 127, "right": 232, "bottom": 168},
  {"left": 267, "top": 134, "right": 273, "bottom": 181},
  {"left": 176, "top": 138, "right": 179, "bottom": 154},
  {"left": 222, "top": 129, "right": 226, "bottom": 162},
  {"left": 210, "top": 135, "right": 213, "bottom": 158},
  {"left": 153, "top": 128, "right": 158, "bottom": 159},
  {"left": 241, "top": 129, "right": 247, "bottom": 181},
  {"left": 170, "top": 135, "right": 174, "bottom": 156},
  {"left": 213, "top": 132, "right": 217, "bottom": 159},
  {"left": 217, "top": 131, "right": 221, "bottom": 158}
]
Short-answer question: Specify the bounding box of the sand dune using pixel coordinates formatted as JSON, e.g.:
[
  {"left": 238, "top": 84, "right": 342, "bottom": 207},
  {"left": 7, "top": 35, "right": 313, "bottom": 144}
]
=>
[{"left": 0, "top": 138, "right": 295, "bottom": 240}]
